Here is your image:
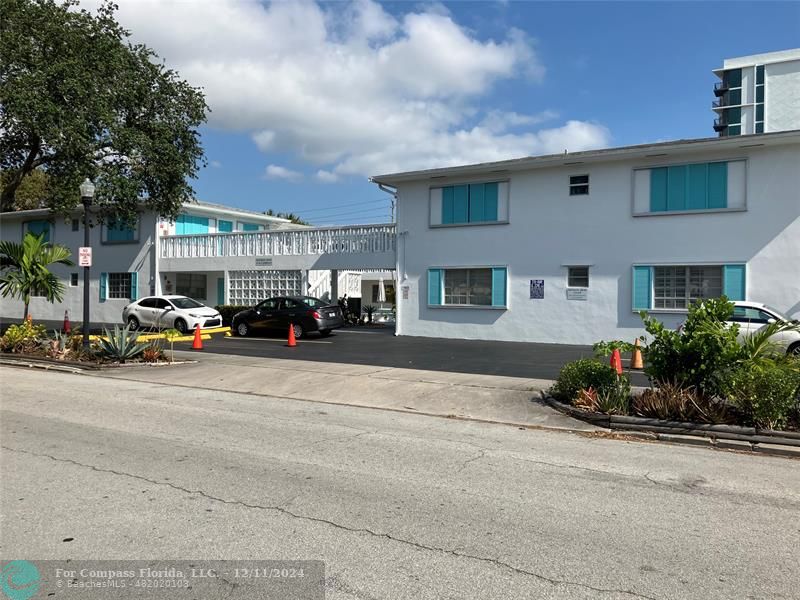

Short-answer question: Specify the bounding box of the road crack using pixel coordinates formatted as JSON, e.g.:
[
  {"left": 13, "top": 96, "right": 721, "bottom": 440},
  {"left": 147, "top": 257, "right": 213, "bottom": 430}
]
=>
[{"left": 3, "top": 445, "right": 658, "bottom": 600}]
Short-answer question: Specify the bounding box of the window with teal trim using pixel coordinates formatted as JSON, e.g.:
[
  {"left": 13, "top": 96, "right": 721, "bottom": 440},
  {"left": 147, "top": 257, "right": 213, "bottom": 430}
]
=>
[
  {"left": 428, "top": 267, "right": 507, "bottom": 307},
  {"left": 175, "top": 214, "right": 210, "bottom": 235},
  {"left": 650, "top": 162, "right": 728, "bottom": 212},
  {"left": 634, "top": 264, "right": 744, "bottom": 310},
  {"left": 105, "top": 216, "right": 137, "bottom": 243},
  {"left": 25, "top": 220, "right": 50, "bottom": 242},
  {"left": 441, "top": 182, "right": 499, "bottom": 225},
  {"left": 241, "top": 222, "right": 261, "bottom": 232}
]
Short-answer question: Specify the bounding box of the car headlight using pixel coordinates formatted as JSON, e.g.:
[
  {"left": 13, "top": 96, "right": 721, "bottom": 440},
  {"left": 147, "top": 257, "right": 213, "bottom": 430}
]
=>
[{"left": 189, "top": 313, "right": 203, "bottom": 318}]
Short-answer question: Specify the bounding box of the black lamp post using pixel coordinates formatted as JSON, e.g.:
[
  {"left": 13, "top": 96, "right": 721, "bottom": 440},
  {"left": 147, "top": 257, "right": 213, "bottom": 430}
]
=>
[{"left": 79, "top": 178, "right": 95, "bottom": 348}]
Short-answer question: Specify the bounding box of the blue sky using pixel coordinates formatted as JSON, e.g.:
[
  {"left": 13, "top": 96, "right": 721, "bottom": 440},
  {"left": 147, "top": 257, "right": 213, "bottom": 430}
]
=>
[{"left": 111, "top": 1, "right": 800, "bottom": 225}]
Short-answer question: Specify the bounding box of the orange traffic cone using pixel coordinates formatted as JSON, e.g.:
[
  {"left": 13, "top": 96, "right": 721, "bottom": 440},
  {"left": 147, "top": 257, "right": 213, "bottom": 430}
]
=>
[
  {"left": 610, "top": 349, "right": 623, "bottom": 375},
  {"left": 192, "top": 324, "right": 203, "bottom": 350},
  {"left": 26, "top": 314, "right": 32, "bottom": 324},
  {"left": 631, "top": 338, "right": 644, "bottom": 369},
  {"left": 287, "top": 323, "right": 297, "bottom": 347},
  {"left": 63, "top": 310, "right": 71, "bottom": 335}
]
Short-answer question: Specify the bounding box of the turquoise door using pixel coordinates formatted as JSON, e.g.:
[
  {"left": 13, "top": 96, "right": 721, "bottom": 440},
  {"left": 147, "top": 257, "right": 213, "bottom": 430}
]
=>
[{"left": 217, "top": 278, "right": 225, "bottom": 305}]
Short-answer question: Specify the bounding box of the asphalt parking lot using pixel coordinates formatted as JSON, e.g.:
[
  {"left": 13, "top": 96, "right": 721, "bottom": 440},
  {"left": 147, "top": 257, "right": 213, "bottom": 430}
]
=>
[{"left": 176, "top": 325, "right": 649, "bottom": 384}]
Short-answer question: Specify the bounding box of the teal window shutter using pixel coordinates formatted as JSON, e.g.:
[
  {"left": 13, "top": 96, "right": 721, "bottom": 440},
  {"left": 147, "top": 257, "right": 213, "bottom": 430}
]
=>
[
  {"left": 469, "top": 183, "right": 485, "bottom": 222},
  {"left": 483, "top": 182, "right": 498, "bottom": 221},
  {"left": 217, "top": 277, "right": 225, "bottom": 304},
  {"left": 130, "top": 272, "right": 138, "bottom": 300},
  {"left": 707, "top": 162, "right": 728, "bottom": 209},
  {"left": 491, "top": 267, "right": 507, "bottom": 307},
  {"left": 453, "top": 185, "right": 468, "bottom": 223},
  {"left": 632, "top": 266, "right": 652, "bottom": 310},
  {"left": 650, "top": 168, "right": 668, "bottom": 212},
  {"left": 428, "top": 269, "right": 442, "bottom": 305},
  {"left": 241, "top": 222, "right": 260, "bottom": 232},
  {"left": 442, "top": 187, "right": 454, "bottom": 224},
  {"left": 99, "top": 272, "right": 108, "bottom": 302},
  {"left": 175, "top": 214, "right": 187, "bottom": 235},
  {"left": 26, "top": 220, "right": 51, "bottom": 242},
  {"left": 723, "top": 264, "right": 746, "bottom": 301},
  {"left": 686, "top": 163, "right": 708, "bottom": 210},
  {"left": 218, "top": 219, "right": 233, "bottom": 233},
  {"left": 107, "top": 217, "right": 136, "bottom": 242},
  {"left": 666, "top": 165, "right": 687, "bottom": 211}
]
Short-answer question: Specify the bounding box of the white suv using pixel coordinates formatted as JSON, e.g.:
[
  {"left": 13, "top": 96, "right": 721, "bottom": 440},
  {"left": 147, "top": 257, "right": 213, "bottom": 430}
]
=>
[
  {"left": 122, "top": 295, "right": 222, "bottom": 334},
  {"left": 727, "top": 301, "right": 800, "bottom": 356}
]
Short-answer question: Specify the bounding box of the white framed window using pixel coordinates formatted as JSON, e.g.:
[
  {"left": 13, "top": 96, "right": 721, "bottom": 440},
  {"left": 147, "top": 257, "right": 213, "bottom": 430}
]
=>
[
  {"left": 653, "top": 265, "right": 722, "bottom": 309},
  {"left": 567, "top": 266, "right": 589, "bottom": 288},
  {"left": 569, "top": 175, "right": 589, "bottom": 196},
  {"left": 70, "top": 273, "right": 79, "bottom": 286},
  {"left": 444, "top": 268, "right": 493, "bottom": 306},
  {"left": 108, "top": 272, "right": 133, "bottom": 299}
]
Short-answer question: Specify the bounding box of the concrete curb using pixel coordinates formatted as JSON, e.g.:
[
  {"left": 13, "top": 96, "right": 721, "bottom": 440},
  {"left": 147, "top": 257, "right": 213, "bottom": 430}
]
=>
[
  {"left": 543, "top": 394, "right": 800, "bottom": 459},
  {"left": 0, "top": 355, "right": 195, "bottom": 372}
]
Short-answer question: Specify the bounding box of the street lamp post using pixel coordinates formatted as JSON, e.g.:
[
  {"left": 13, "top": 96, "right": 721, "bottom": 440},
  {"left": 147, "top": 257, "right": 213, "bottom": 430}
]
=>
[{"left": 79, "top": 178, "right": 95, "bottom": 348}]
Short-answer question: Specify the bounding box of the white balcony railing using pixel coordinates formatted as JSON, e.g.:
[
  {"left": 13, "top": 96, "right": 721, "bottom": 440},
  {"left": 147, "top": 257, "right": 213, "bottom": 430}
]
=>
[{"left": 160, "top": 223, "right": 396, "bottom": 259}]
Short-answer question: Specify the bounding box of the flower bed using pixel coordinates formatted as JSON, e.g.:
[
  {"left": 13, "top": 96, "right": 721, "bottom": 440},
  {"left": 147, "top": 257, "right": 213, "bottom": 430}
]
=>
[
  {"left": 0, "top": 319, "right": 182, "bottom": 366},
  {"left": 551, "top": 298, "right": 800, "bottom": 432}
]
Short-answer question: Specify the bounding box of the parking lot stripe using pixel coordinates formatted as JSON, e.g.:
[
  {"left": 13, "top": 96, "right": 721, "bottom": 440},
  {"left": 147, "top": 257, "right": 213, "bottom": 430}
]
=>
[{"left": 223, "top": 337, "right": 333, "bottom": 344}]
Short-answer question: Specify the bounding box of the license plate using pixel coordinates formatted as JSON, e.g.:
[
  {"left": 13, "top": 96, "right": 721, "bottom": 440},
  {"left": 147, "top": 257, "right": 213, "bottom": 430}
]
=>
[{"left": 328, "top": 312, "right": 335, "bottom": 318}]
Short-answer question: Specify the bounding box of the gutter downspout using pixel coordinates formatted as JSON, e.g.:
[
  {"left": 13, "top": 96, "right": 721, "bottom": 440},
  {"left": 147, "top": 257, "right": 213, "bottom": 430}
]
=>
[{"left": 373, "top": 180, "right": 402, "bottom": 336}]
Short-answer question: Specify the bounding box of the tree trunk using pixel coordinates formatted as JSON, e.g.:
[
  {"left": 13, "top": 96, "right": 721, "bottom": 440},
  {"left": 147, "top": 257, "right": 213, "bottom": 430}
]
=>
[{"left": 23, "top": 299, "right": 29, "bottom": 321}]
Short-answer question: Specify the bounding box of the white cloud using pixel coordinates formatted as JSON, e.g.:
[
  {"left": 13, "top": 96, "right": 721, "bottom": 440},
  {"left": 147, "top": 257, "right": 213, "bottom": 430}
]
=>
[
  {"left": 89, "top": 0, "right": 610, "bottom": 178},
  {"left": 209, "top": 160, "right": 222, "bottom": 168},
  {"left": 263, "top": 164, "right": 303, "bottom": 182},
  {"left": 315, "top": 170, "right": 340, "bottom": 183}
]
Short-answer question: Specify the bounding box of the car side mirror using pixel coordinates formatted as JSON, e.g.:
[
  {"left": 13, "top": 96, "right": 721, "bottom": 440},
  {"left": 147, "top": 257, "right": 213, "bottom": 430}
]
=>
[{"left": 767, "top": 318, "right": 776, "bottom": 324}]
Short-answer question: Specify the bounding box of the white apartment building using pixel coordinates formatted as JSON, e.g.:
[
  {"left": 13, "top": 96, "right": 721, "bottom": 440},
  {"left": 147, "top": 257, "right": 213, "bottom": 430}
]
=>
[
  {"left": 371, "top": 131, "right": 800, "bottom": 345},
  {"left": 713, "top": 48, "right": 800, "bottom": 137}
]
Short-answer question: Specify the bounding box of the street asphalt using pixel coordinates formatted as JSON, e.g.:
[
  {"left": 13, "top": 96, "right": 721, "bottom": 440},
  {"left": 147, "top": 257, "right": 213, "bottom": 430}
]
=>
[{"left": 2, "top": 367, "right": 798, "bottom": 599}]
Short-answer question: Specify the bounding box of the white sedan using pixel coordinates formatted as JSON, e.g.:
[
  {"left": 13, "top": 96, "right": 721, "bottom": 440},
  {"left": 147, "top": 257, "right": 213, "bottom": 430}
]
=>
[
  {"left": 728, "top": 301, "right": 800, "bottom": 356},
  {"left": 122, "top": 295, "right": 222, "bottom": 333}
]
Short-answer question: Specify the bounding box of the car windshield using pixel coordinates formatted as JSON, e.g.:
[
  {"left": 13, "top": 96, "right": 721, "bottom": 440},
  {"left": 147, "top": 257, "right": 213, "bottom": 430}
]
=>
[
  {"left": 763, "top": 305, "right": 791, "bottom": 321},
  {"left": 301, "top": 297, "right": 328, "bottom": 308},
  {"left": 170, "top": 297, "right": 205, "bottom": 309}
]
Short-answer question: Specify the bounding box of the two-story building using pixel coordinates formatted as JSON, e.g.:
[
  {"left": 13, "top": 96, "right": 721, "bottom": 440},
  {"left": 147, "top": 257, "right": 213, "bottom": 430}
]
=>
[{"left": 371, "top": 130, "right": 800, "bottom": 345}]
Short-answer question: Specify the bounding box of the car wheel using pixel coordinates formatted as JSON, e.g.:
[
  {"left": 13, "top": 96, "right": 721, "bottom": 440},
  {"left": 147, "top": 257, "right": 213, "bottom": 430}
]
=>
[
  {"left": 789, "top": 342, "right": 800, "bottom": 357},
  {"left": 236, "top": 321, "right": 250, "bottom": 337},
  {"left": 174, "top": 318, "right": 188, "bottom": 334},
  {"left": 292, "top": 323, "right": 304, "bottom": 340},
  {"left": 126, "top": 315, "right": 140, "bottom": 331},
  {"left": 319, "top": 329, "right": 331, "bottom": 337}
]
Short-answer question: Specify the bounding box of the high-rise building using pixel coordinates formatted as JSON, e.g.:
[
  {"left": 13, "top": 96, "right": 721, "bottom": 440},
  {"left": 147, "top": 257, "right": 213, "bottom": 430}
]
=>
[{"left": 712, "top": 48, "right": 800, "bottom": 136}]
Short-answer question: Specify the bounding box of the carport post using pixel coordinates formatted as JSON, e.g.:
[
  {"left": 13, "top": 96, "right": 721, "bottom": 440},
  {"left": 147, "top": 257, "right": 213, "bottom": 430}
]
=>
[{"left": 330, "top": 269, "right": 339, "bottom": 302}]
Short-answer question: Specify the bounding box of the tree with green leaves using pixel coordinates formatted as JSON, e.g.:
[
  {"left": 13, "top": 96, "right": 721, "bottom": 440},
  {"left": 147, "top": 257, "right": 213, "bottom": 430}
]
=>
[
  {"left": 264, "top": 209, "right": 310, "bottom": 226},
  {"left": 0, "top": 232, "right": 75, "bottom": 320},
  {"left": 0, "top": 0, "right": 208, "bottom": 222}
]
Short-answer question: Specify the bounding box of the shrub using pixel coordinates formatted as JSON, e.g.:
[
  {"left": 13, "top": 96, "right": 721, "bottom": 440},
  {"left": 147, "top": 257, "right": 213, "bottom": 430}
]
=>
[
  {"left": 633, "top": 381, "right": 730, "bottom": 423},
  {"left": 722, "top": 362, "right": 800, "bottom": 430},
  {"left": 96, "top": 325, "right": 146, "bottom": 363},
  {"left": 0, "top": 320, "right": 46, "bottom": 353},
  {"left": 214, "top": 305, "right": 250, "bottom": 326},
  {"left": 141, "top": 344, "right": 165, "bottom": 363},
  {"left": 640, "top": 297, "right": 741, "bottom": 397},
  {"left": 593, "top": 339, "right": 637, "bottom": 358},
  {"left": 573, "top": 376, "right": 631, "bottom": 415},
  {"left": 550, "top": 359, "right": 626, "bottom": 403}
]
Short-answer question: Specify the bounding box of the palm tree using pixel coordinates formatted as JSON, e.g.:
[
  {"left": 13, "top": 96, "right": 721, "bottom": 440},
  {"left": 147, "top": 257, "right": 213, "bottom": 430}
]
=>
[{"left": 0, "top": 232, "right": 74, "bottom": 320}]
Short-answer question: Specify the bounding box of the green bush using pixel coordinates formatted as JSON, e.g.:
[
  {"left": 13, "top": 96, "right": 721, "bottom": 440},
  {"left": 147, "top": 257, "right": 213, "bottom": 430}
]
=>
[
  {"left": 550, "top": 359, "right": 627, "bottom": 403},
  {"left": 641, "top": 297, "right": 741, "bottom": 398},
  {"left": 0, "top": 320, "right": 46, "bottom": 353},
  {"left": 215, "top": 305, "right": 250, "bottom": 326},
  {"left": 723, "top": 361, "right": 800, "bottom": 430}
]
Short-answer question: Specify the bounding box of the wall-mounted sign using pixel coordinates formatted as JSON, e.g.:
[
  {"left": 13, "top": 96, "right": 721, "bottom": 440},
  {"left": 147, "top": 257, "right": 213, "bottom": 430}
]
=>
[
  {"left": 530, "top": 279, "right": 544, "bottom": 299},
  {"left": 78, "top": 247, "right": 92, "bottom": 267},
  {"left": 566, "top": 288, "right": 588, "bottom": 301},
  {"left": 255, "top": 257, "right": 273, "bottom": 267},
  {"left": 402, "top": 286, "right": 409, "bottom": 300}
]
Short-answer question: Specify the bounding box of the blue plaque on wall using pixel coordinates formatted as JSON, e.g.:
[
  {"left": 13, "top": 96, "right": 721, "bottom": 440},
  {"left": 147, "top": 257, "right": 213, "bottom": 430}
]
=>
[{"left": 530, "top": 279, "right": 544, "bottom": 299}]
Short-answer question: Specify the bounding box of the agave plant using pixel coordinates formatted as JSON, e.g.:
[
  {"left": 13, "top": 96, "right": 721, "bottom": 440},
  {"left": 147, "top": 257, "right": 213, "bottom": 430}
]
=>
[{"left": 97, "top": 325, "right": 146, "bottom": 363}]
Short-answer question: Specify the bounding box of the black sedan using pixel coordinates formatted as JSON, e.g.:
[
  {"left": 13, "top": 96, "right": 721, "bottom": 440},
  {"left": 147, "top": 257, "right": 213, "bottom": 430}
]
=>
[{"left": 232, "top": 296, "right": 344, "bottom": 339}]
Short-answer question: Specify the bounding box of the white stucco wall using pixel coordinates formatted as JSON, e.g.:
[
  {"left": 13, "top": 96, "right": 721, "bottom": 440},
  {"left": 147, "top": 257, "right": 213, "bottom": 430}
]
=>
[
  {"left": 394, "top": 141, "right": 800, "bottom": 345},
  {"left": 0, "top": 211, "right": 158, "bottom": 325},
  {"left": 765, "top": 59, "right": 800, "bottom": 132}
]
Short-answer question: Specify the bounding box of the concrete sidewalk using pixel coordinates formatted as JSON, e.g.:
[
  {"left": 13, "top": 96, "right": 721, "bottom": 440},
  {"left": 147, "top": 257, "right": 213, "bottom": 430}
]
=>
[{"left": 97, "top": 351, "right": 598, "bottom": 432}]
